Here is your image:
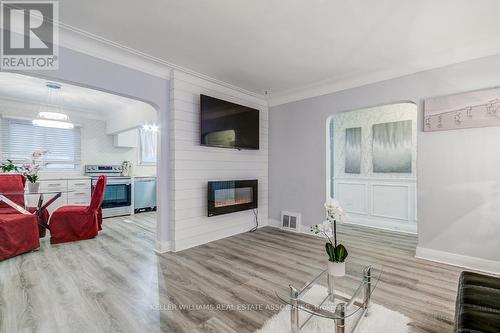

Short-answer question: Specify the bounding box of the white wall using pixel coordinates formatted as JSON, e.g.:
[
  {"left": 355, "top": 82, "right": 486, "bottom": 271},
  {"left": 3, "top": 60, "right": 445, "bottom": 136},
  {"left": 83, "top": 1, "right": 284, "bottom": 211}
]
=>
[
  {"left": 82, "top": 120, "right": 155, "bottom": 176},
  {"left": 105, "top": 104, "right": 157, "bottom": 135},
  {"left": 332, "top": 103, "right": 417, "bottom": 233},
  {"left": 269, "top": 54, "right": 500, "bottom": 274},
  {"left": 170, "top": 70, "right": 268, "bottom": 251}
]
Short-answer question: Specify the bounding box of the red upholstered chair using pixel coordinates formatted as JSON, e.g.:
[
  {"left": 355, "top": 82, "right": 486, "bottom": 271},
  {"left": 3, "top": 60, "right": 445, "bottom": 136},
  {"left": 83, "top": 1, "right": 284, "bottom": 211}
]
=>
[
  {"left": 0, "top": 174, "right": 26, "bottom": 213},
  {"left": 0, "top": 174, "right": 50, "bottom": 237},
  {"left": 97, "top": 208, "right": 103, "bottom": 231},
  {"left": 49, "top": 175, "right": 106, "bottom": 244},
  {"left": 0, "top": 213, "right": 40, "bottom": 261}
]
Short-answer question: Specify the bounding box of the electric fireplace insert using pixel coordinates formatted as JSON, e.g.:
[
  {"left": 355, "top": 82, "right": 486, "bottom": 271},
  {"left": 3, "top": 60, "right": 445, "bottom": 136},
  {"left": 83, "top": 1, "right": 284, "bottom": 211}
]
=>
[{"left": 207, "top": 180, "right": 258, "bottom": 216}]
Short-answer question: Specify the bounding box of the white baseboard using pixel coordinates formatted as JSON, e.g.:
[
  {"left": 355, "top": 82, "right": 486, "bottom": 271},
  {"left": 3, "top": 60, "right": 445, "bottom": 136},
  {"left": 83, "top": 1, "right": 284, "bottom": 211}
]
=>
[
  {"left": 416, "top": 246, "right": 500, "bottom": 275},
  {"left": 154, "top": 240, "right": 172, "bottom": 254},
  {"left": 268, "top": 218, "right": 416, "bottom": 236},
  {"left": 268, "top": 218, "right": 281, "bottom": 227},
  {"left": 340, "top": 220, "right": 417, "bottom": 235},
  {"left": 268, "top": 218, "right": 322, "bottom": 236},
  {"left": 268, "top": 218, "right": 308, "bottom": 234},
  {"left": 344, "top": 218, "right": 417, "bottom": 234},
  {"left": 173, "top": 218, "right": 269, "bottom": 252}
]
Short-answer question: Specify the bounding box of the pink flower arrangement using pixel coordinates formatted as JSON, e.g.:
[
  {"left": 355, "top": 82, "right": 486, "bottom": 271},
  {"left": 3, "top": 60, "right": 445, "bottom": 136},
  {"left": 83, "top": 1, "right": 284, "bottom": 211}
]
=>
[
  {"left": 31, "top": 150, "right": 48, "bottom": 159},
  {"left": 21, "top": 150, "right": 48, "bottom": 183}
]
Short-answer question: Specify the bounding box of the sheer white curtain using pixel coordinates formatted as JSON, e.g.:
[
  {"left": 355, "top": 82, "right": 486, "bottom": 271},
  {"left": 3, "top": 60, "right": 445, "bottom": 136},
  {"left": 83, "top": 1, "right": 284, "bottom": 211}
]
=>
[{"left": 139, "top": 127, "right": 157, "bottom": 164}]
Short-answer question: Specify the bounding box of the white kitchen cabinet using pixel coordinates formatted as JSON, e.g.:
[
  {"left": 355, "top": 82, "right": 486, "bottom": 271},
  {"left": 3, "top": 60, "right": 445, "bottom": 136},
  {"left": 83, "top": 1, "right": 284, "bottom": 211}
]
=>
[
  {"left": 25, "top": 178, "right": 91, "bottom": 214},
  {"left": 38, "top": 180, "right": 66, "bottom": 192},
  {"left": 113, "top": 129, "right": 138, "bottom": 148},
  {"left": 68, "top": 179, "right": 91, "bottom": 189},
  {"left": 68, "top": 190, "right": 91, "bottom": 205},
  {"left": 67, "top": 178, "right": 91, "bottom": 206}
]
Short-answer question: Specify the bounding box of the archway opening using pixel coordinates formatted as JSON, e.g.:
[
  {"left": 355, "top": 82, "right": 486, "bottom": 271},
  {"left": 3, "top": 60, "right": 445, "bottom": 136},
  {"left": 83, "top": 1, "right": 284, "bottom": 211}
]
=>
[
  {"left": 0, "top": 72, "right": 162, "bottom": 246},
  {"left": 327, "top": 102, "right": 418, "bottom": 234}
]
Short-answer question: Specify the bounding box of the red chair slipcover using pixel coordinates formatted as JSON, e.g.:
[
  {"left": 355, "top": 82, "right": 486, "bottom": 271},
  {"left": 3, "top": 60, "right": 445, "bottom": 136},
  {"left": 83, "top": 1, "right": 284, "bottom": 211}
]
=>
[
  {"left": 0, "top": 213, "right": 40, "bottom": 261},
  {"left": 0, "top": 174, "right": 26, "bottom": 211},
  {"left": 97, "top": 208, "right": 103, "bottom": 231},
  {"left": 49, "top": 175, "right": 106, "bottom": 244},
  {"left": 0, "top": 174, "right": 50, "bottom": 237}
]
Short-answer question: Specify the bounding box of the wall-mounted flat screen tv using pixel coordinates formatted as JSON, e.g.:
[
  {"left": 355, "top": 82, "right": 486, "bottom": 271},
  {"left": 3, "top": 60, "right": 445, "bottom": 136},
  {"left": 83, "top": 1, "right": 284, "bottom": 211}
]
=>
[{"left": 200, "top": 94, "right": 259, "bottom": 150}]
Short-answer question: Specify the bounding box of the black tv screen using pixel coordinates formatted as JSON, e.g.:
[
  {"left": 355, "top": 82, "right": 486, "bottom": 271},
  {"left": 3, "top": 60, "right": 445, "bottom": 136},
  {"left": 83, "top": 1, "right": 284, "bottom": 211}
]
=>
[{"left": 200, "top": 94, "right": 259, "bottom": 150}]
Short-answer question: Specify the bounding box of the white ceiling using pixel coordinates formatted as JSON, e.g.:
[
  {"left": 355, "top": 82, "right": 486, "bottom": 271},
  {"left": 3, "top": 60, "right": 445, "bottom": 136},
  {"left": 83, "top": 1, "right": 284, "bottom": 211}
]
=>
[
  {"left": 0, "top": 73, "right": 155, "bottom": 118},
  {"left": 58, "top": 0, "right": 500, "bottom": 99}
]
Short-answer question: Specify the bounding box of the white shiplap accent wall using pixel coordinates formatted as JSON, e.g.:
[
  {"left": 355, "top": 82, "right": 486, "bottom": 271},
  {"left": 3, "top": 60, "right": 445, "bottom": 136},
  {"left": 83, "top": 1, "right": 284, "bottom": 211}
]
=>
[{"left": 170, "top": 70, "right": 268, "bottom": 251}]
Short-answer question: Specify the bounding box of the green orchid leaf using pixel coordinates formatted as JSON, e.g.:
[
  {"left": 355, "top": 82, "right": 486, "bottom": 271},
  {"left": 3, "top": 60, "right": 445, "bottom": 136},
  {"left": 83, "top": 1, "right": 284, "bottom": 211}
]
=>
[
  {"left": 334, "top": 244, "right": 348, "bottom": 262},
  {"left": 325, "top": 242, "right": 335, "bottom": 262}
]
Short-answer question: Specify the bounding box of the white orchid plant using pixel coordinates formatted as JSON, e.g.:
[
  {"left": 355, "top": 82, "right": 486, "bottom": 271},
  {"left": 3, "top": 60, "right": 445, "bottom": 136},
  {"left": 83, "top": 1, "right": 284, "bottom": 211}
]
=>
[
  {"left": 311, "top": 198, "right": 348, "bottom": 263},
  {"left": 21, "top": 150, "right": 48, "bottom": 183}
]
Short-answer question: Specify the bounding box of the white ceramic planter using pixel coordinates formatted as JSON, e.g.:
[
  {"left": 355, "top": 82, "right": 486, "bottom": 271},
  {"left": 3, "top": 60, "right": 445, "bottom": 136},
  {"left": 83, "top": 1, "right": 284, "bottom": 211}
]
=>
[
  {"left": 28, "top": 182, "right": 40, "bottom": 193},
  {"left": 328, "top": 261, "right": 346, "bottom": 277}
]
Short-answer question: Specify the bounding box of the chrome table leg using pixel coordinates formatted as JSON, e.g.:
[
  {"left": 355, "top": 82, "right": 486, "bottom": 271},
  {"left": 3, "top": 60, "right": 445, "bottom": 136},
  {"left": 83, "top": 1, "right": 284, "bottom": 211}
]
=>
[
  {"left": 363, "top": 266, "right": 372, "bottom": 316},
  {"left": 327, "top": 273, "right": 335, "bottom": 303},
  {"left": 290, "top": 285, "right": 300, "bottom": 333},
  {"left": 336, "top": 302, "right": 346, "bottom": 333}
]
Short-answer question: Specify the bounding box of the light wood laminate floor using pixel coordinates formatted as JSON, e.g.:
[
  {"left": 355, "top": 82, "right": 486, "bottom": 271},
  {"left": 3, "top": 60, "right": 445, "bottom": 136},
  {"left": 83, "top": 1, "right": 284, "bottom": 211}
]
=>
[{"left": 0, "top": 212, "right": 464, "bottom": 333}]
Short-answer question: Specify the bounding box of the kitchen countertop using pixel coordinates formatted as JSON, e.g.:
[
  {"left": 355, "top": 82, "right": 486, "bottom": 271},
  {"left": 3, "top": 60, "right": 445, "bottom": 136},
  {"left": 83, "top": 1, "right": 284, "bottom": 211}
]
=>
[
  {"left": 38, "top": 175, "right": 156, "bottom": 180},
  {"left": 39, "top": 175, "right": 92, "bottom": 180}
]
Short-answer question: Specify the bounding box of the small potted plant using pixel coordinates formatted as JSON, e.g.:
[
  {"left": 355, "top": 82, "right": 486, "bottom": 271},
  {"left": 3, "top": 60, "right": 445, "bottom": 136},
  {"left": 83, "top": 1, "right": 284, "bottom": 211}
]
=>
[
  {"left": 311, "top": 199, "right": 348, "bottom": 276},
  {"left": 21, "top": 150, "right": 47, "bottom": 193},
  {"left": 0, "top": 159, "right": 19, "bottom": 173}
]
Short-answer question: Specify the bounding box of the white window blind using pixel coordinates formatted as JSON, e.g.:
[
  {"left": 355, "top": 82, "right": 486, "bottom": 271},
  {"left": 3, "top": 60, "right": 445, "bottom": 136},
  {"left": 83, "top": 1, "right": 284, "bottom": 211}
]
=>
[
  {"left": 139, "top": 127, "right": 157, "bottom": 165},
  {"left": 1, "top": 117, "right": 81, "bottom": 168}
]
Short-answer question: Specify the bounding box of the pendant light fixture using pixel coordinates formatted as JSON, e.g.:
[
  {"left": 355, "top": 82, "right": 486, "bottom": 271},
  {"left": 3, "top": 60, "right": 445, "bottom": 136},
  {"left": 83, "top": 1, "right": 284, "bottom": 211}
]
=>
[{"left": 32, "top": 82, "right": 74, "bottom": 129}]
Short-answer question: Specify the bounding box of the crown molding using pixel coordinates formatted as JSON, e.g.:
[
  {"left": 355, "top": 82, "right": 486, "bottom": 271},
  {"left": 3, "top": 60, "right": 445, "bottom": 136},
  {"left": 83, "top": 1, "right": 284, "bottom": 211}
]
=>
[
  {"left": 268, "top": 47, "right": 500, "bottom": 107},
  {"left": 267, "top": 67, "right": 422, "bottom": 107},
  {"left": 57, "top": 23, "right": 266, "bottom": 102},
  {"left": 58, "top": 24, "right": 171, "bottom": 79}
]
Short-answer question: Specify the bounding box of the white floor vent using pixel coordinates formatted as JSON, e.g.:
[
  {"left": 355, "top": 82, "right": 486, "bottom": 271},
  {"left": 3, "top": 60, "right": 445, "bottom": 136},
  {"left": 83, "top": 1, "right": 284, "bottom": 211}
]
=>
[{"left": 280, "top": 211, "right": 301, "bottom": 231}]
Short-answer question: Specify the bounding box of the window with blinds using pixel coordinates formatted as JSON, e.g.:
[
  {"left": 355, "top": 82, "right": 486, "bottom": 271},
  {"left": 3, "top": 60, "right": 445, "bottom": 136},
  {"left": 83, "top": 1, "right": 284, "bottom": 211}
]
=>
[{"left": 1, "top": 117, "right": 81, "bottom": 169}]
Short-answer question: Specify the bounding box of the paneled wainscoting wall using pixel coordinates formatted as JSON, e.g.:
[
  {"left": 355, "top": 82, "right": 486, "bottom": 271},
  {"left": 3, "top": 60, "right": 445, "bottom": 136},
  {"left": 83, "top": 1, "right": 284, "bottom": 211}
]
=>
[
  {"left": 169, "top": 70, "right": 269, "bottom": 251},
  {"left": 334, "top": 178, "right": 417, "bottom": 233}
]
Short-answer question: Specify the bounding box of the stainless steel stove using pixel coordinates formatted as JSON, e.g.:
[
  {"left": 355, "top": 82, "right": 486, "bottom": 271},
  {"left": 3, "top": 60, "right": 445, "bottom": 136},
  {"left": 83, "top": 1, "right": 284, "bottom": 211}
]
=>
[{"left": 85, "top": 164, "right": 132, "bottom": 218}]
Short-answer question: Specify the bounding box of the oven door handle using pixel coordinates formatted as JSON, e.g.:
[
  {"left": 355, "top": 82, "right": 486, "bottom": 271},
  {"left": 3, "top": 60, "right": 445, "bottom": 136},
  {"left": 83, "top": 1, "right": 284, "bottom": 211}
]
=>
[{"left": 95, "top": 180, "right": 132, "bottom": 186}]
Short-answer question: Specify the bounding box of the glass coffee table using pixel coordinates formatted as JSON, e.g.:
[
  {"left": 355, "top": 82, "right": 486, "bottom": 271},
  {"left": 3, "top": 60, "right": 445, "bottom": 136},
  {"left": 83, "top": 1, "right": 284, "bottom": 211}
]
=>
[{"left": 276, "top": 262, "right": 383, "bottom": 333}]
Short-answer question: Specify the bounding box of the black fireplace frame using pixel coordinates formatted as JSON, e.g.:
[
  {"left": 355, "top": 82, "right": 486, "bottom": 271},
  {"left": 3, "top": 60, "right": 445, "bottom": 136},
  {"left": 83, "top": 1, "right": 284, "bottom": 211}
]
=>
[{"left": 207, "top": 180, "right": 258, "bottom": 217}]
